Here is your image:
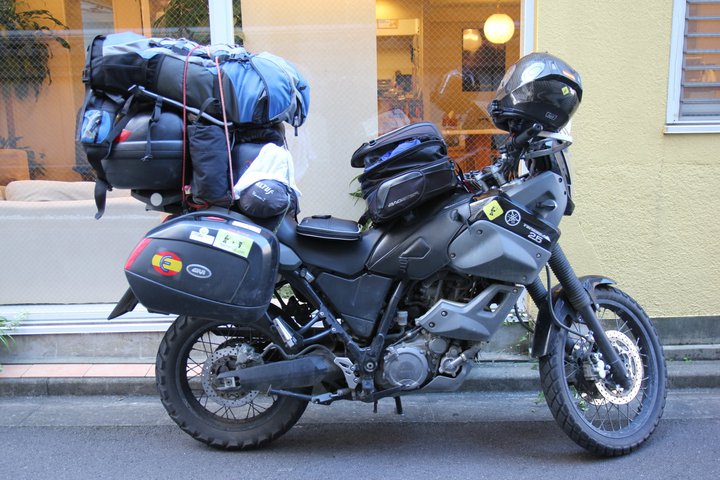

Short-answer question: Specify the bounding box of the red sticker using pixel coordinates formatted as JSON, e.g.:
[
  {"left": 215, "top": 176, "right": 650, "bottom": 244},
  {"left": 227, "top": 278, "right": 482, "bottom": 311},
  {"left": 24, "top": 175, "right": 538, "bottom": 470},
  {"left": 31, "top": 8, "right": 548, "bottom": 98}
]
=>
[{"left": 151, "top": 251, "right": 183, "bottom": 276}]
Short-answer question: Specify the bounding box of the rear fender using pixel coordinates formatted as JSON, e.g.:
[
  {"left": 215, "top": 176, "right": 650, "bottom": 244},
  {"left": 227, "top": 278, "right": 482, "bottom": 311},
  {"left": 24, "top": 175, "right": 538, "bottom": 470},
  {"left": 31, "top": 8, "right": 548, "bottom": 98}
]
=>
[{"left": 531, "top": 275, "right": 615, "bottom": 358}]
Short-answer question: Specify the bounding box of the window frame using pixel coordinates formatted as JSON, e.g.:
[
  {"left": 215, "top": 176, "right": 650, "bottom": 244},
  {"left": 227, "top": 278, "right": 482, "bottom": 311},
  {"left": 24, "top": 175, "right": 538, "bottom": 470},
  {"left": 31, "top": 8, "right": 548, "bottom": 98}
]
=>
[{"left": 666, "top": 0, "right": 720, "bottom": 134}]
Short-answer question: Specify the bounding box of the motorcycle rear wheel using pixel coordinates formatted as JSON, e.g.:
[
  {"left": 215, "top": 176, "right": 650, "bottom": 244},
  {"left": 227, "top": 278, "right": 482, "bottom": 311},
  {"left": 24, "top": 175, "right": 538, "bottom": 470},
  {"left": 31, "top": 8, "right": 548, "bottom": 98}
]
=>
[
  {"left": 539, "top": 286, "right": 667, "bottom": 456},
  {"left": 156, "top": 315, "right": 309, "bottom": 450}
]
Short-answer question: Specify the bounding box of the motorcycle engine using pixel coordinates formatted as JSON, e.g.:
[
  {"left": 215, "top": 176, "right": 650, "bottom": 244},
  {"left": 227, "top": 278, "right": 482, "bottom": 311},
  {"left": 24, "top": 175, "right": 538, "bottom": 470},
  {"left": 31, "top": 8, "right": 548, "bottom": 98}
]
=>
[
  {"left": 378, "top": 272, "right": 480, "bottom": 390},
  {"left": 379, "top": 332, "right": 461, "bottom": 390}
]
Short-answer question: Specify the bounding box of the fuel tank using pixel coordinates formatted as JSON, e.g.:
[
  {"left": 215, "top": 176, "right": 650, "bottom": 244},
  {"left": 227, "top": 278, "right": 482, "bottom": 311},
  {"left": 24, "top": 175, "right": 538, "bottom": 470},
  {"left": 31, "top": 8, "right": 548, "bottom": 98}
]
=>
[{"left": 367, "top": 193, "right": 470, "bottom": 279}]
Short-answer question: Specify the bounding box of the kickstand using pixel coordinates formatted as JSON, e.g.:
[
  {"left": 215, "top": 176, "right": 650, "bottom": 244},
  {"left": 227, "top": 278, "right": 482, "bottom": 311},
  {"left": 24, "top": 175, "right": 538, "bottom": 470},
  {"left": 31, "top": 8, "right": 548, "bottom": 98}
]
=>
[{"left": 394, "top": 396, "right": 403, "bottom": 415}]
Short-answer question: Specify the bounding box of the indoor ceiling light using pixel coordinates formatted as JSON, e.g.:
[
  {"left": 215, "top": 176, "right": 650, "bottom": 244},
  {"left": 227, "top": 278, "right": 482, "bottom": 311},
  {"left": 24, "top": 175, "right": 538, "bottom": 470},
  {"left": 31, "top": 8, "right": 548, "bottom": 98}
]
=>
[
  {"left": 483, "top": 13, "right": 515, "bottom": 44},
  {"left": 462, "top": 28, "right": 482, "bottom": 52}
]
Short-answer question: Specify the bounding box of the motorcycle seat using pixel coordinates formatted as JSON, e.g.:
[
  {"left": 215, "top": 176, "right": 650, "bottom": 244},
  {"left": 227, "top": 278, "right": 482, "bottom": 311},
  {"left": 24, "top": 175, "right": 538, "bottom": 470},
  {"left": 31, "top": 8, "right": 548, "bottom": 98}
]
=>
[{"left": 277, "top": 216, "right": 381, "bottom": 276}]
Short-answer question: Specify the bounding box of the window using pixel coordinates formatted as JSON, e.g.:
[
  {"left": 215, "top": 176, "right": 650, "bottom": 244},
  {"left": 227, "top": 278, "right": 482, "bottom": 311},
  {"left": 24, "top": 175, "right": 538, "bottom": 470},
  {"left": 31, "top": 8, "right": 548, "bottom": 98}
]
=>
[
  {"left": 375, "top": 0, "right": 530, "bottom": 170},
  {"left": 667, "top": 0, "right": 720, "bottom": 133}
]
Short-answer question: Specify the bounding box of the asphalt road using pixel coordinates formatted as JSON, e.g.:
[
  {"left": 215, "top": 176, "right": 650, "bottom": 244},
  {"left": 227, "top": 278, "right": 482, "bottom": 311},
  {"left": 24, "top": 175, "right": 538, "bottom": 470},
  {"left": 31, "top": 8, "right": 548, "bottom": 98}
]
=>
[{"left": 1, "top": 390, "right": 719, "bottom": 480}]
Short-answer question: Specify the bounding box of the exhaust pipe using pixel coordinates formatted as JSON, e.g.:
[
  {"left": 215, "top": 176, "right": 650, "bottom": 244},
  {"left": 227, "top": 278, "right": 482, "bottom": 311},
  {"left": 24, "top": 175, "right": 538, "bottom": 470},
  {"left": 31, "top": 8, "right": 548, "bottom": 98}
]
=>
[{"left": 215, "top": 355, "right": 337, "bottom": 392}]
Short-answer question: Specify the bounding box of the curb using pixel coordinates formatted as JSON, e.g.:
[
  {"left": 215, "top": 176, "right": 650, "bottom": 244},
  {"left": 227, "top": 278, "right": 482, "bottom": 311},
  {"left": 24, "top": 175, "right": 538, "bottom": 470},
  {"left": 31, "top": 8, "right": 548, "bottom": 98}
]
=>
[
  {"left": 1, "top": 360, "right": 717, "bottom": 397},
  {"left": 1, "top": 377, "right": 158, "bottom": 397}
]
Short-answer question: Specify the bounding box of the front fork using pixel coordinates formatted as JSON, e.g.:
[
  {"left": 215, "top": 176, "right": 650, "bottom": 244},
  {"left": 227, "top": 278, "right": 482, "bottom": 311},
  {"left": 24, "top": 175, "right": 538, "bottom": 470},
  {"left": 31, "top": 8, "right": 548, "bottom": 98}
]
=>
[{"left": 529, "top": 244, "right": 633, "bottom": 390}]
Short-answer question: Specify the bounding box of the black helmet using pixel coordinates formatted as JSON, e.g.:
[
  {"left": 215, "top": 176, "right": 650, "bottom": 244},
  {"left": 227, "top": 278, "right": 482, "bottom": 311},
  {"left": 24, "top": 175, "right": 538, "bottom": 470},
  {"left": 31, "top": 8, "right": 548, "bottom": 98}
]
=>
[{"left": 489, "top": 52, "right": 582, "bottom": 132}]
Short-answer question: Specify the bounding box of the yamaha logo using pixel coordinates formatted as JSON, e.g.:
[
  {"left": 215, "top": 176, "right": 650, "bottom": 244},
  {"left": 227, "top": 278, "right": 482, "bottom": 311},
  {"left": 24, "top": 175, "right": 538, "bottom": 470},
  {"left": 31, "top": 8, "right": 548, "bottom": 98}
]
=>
[
  {"left": 186, "top": 264, "right": 212, "bottom": 279},
  {"left": 505, "top": 209, "right": 521, "bottom": 226}
]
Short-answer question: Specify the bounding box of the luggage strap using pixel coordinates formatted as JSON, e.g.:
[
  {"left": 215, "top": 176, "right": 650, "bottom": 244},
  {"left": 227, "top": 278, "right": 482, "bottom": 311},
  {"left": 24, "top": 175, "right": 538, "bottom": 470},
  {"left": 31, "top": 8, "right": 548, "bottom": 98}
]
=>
[
  {"left": 142, "top": 96, "right": 164, "bottom": 162},
  {"left": 210, "top": 47, "right": 236, "bottom": 202},
  {"left": 92, "top": 93, "right": 141, "bottom": 219}
]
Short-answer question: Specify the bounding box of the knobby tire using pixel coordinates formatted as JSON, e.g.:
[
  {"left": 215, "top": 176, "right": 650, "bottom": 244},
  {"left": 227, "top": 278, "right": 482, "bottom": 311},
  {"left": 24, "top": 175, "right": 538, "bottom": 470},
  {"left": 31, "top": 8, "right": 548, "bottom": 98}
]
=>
[
  {"left": 539, "top": 286, "right": 667, "bottom": 456},
  {"left": 156, "top": 315, "right": 309, "bottom": 450}
]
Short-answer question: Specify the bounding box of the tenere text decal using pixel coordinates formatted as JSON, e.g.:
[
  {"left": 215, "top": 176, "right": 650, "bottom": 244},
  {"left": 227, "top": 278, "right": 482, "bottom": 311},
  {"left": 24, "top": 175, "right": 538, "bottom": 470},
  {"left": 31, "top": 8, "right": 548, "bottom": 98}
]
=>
[
  {"left": 151, "top": 251, "right": 183, "bottom": 276},
  {"left": 213, "top": 229, "right": 254, "bottom": 258}
]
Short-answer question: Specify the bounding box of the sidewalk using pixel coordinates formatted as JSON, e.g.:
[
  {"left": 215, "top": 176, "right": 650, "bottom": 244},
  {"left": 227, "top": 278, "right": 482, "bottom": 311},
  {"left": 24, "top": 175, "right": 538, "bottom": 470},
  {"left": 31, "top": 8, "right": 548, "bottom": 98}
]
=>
[{"left": 1, "top": 359, "right": 717, "bottom": 397}]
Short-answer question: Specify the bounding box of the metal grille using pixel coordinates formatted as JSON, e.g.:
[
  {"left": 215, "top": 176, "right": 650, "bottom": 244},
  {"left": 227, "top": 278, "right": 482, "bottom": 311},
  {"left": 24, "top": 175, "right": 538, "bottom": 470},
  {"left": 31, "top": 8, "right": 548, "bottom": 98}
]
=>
[
  {"left": 681, "top": 0, "right": 720, "bottom": 119},
  {"left": 376, "top": 1, "right": 520, "bottom": 171},
  {"left": 0, "top": 0, "right": 522, "bottom": 306}
]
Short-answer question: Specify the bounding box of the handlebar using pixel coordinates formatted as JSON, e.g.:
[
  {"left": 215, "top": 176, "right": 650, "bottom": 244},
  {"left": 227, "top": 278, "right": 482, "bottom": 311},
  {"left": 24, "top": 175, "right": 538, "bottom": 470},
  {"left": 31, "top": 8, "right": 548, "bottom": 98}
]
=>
[{"left": 511, "top": 123, "right": 543, "bottom": 150}]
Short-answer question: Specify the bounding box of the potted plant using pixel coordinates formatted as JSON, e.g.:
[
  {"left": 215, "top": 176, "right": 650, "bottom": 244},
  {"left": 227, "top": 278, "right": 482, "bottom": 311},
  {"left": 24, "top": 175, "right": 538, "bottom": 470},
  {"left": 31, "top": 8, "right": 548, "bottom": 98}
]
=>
[{"left": 0, "top": 0, "right": 69, "bottom": 181}]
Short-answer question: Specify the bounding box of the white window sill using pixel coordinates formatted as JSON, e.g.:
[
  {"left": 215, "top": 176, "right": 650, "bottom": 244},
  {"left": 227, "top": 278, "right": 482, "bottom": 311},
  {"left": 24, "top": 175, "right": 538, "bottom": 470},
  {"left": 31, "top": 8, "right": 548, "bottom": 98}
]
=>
[{"left": 664, "top": 123, "right": 720, "bottom": 134}]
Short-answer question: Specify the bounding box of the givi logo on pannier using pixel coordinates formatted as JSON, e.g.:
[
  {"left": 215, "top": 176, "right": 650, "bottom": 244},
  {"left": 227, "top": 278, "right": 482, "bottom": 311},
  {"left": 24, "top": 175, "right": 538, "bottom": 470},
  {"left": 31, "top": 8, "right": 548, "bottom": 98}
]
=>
[
  {"left": 151, "top": 251, "right": 183, "bottom": 276},
  {"left": 186, "top": 264, "right": 213, "bottom": 279}
]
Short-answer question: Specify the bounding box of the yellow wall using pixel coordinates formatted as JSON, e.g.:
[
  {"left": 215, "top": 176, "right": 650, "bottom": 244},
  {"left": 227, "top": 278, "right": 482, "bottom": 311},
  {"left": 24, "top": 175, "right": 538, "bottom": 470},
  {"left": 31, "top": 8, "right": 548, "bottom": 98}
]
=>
[
  {"left": 537, "top": 0, "right": 720, "bottom": 317},
  {"left": 4, "top": 0, "right": 717, "bottom": 318}
]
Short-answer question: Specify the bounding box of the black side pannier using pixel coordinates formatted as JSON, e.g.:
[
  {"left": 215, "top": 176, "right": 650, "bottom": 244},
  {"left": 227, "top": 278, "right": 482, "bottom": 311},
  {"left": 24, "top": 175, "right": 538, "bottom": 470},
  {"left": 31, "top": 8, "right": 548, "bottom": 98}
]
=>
[
  {"left": 124, "top": 211, "right": 279, "bottom": 321},
  {"left": 353, "top": 123, "right": 458, "bottom": 224}
]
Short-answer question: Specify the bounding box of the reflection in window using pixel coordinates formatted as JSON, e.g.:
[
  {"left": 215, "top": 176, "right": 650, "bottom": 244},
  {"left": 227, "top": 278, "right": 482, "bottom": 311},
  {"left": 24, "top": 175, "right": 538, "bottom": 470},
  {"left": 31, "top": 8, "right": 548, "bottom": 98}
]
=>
[{"left": 376, "top": 0, "right": 521, "bottom": 170}]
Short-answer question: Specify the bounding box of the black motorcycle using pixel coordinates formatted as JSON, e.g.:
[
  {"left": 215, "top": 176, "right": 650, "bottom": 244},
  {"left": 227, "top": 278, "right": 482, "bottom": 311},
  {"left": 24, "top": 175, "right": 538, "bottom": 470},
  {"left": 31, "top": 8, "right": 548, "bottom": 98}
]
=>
[{"left": 112, "top": 52, "right": 666, "bottom": 456}]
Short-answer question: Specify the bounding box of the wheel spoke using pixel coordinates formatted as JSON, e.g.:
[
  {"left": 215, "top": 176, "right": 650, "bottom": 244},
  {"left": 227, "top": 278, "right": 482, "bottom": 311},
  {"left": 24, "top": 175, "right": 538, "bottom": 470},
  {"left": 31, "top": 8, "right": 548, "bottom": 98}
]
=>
[
  {"left": 174, "top": 322, "right": 287, "bottom": 424},
  {"left": 560, "top": 295, "right": 663, "bottom": 430}
]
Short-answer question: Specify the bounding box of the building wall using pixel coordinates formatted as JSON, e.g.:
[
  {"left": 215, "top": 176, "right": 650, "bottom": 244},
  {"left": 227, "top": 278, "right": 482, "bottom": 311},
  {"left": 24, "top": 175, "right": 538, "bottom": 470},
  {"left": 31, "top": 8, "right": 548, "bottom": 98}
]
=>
[
  {"left": 2, "top": 0, "right": 717, "bottom": 317},
  {"left": 536, "top": 0, "right": 720, "bottom": 317}
]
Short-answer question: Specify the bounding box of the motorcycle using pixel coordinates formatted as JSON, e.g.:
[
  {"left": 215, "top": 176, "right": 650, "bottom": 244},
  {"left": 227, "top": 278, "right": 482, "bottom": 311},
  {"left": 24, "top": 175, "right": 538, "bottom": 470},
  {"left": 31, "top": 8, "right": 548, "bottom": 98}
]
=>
[{"left": 111, "top": 52, "right": 666, "bottom": 456}]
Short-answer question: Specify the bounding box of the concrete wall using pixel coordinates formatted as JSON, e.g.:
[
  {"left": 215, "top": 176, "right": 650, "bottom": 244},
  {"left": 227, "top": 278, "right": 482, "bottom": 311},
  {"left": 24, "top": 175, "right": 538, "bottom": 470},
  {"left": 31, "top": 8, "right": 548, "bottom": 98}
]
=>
[{"left": 536, "top": 0, "right": 720, "bottom": 318}]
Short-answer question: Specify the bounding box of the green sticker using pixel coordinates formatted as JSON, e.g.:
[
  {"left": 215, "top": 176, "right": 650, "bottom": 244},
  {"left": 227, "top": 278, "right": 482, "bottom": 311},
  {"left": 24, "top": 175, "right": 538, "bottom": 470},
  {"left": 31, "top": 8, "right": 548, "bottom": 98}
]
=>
[
  {"left": 213, "top": 229, "right": 254, "bottom": 258},
  {"left": 483, "top": 200, "right": 504, "bottom": 221}
]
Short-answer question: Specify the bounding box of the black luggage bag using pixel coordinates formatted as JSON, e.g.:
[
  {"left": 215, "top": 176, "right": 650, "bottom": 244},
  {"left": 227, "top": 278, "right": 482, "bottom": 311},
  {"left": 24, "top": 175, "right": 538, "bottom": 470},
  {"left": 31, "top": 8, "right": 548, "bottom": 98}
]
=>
[
  {"left": 351, "top": 122, "right": 446, "bottom": 169},
  {"left": 352, "top": 122, "right": 458, "bottom": 224}
]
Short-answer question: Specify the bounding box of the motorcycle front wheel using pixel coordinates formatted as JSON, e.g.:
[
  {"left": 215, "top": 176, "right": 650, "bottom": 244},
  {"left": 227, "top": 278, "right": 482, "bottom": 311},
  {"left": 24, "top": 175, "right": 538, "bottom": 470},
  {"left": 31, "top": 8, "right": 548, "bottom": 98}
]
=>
[
  {"left": 539, "top": 286, "right": 667, "bottom": 456},
  {"left": 156, "top": 315, "right": 310, "bottom": 450}
]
